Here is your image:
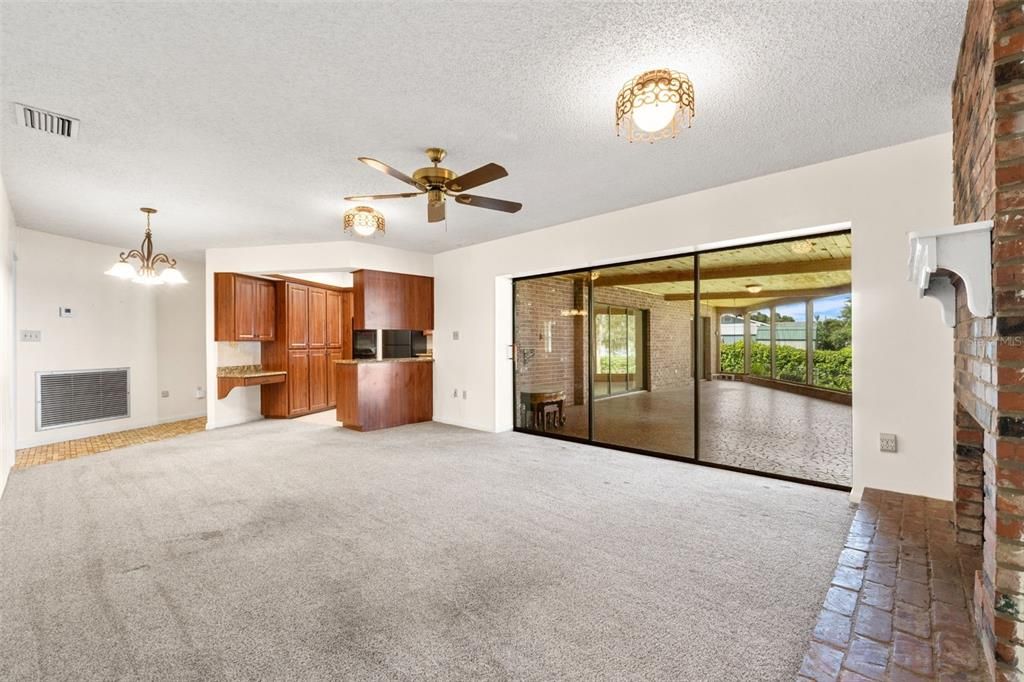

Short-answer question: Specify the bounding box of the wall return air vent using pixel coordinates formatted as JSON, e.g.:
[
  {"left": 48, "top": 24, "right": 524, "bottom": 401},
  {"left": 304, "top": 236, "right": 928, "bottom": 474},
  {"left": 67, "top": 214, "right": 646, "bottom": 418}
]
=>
[
  {"left": 36, "top": 368, "right": 130, "bottom": 431},
  {"left": 14, "top": 103, "right": 79, "bottom": 139}
]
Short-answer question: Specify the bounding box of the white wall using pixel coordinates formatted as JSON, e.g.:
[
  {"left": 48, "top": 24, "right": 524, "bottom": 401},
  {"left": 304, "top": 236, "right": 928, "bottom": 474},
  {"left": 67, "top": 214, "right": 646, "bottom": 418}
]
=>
[
  {"left": 0, "top": 172, "right": 16, "bottom": 497},
  {"left": 278, "top": 271, "right": 353, "bottom": 288},
  {"left": 432, "top": 134, "right": 956, "bottom": 502},
  {"left": 14, "top": 228, "right": 206, "bottom": 448},
  {"left": 205, "top": 240, "right": 433, "bottom": 429},
  {"left": 156, "top": 258, "right": 207, "bottom": 422}
]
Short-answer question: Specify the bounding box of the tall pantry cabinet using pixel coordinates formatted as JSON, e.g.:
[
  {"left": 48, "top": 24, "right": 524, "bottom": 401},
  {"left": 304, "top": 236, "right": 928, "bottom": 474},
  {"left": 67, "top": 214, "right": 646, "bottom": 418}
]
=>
[{"left": 262, "top": 281, "right": 353, "bottom": 417}]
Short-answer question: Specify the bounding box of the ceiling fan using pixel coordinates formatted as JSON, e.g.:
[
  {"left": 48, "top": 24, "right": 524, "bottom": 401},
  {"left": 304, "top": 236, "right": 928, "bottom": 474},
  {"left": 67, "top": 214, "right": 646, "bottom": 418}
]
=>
[{"left": 344, "top": 147, "right": 522, "bottom": 223}]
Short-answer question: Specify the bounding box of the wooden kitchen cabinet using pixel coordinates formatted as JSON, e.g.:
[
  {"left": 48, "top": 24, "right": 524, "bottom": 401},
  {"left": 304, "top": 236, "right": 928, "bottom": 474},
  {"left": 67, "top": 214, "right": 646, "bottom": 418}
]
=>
[
  {"left": 287, "top": 350, "right": 310, "bottom": 415},
  {"left": 214, "top": 273, "right": 276, "bottom": 342},
  {"left": 287, "top": 283, "right": 309, "bottom": 349},
  {"left": 327, "top": 350, "right": 346, "bottom": 406},
  {"left": 309, "top": 349, "right": 329, "bottom": 411},
  {"left": 309, "top": 287, "right": 327, "bottom": 348},
  {"left": 261, "top": 279, "right": 352, "bottom": 419},
  {"left": 353, "top": 269, "right": 433, "bottom": 331},
  {"left": 255, "top": 280, "right": 275, "bottom": 340},
  {"left": 326, "top": 290, "right": 343, "bottom": 347}
]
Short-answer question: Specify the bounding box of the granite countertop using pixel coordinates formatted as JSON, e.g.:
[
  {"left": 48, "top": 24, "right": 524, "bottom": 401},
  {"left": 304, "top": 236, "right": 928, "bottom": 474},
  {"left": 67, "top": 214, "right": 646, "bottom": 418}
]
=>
[
  {"left": 217, "top": 364, "right": 288, "bottom": 378},
  {"left": 335, "top": 357, "right": 434, "bottom": 364}
]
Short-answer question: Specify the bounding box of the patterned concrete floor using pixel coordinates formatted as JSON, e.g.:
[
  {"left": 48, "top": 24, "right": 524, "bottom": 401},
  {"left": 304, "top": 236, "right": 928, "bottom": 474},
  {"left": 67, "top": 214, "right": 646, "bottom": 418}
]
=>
[
  {"left": 552, "top": 381, "right": 851, "bottom": 486},
  {"left": 14, "top": 417, "right": 207, "bottom": 470}
]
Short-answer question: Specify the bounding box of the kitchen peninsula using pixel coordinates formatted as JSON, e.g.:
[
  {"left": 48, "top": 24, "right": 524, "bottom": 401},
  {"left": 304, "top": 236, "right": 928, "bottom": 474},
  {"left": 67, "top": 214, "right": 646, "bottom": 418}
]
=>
[{"left": 335, "top": 357, "right": 433, "bottom": 431}]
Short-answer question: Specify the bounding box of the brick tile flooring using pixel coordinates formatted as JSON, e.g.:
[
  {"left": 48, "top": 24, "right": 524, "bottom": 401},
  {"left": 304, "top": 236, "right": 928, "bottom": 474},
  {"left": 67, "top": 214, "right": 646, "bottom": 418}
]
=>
[
  {"left": 13, "top": 417, "right": 206, "bottom": 470},
  {"left": 556, "top": 381, "right": 852, "bottom": 486},
  {"left": 799, "top": 488, "right": 987, "bottom": 680}
]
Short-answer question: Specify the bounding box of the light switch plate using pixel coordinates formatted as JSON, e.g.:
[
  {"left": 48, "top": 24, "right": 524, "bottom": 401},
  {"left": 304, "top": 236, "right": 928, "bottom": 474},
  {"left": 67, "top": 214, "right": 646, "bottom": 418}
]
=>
[
  {"left": 19, "top": 330, "right": 41, "bottom": 342},
  {"left": 452, "top": 330, "right": 460, "bottom": 341},
  {"left": 880, "top": 433, "right": 898, "bottom": 453}
]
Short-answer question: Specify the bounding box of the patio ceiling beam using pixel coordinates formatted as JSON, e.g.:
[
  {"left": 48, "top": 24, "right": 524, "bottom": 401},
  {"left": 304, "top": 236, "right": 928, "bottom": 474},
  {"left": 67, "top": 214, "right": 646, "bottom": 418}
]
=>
[
  {"left": 594, "top": 257, "right": 851, "bottom": 287},
  {"left": 664, "top": 284, "right": 850, "bottom": 302}
]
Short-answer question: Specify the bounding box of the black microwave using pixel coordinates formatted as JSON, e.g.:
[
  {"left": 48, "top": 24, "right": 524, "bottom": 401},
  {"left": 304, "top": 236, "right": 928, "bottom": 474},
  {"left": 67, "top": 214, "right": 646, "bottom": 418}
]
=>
[{"left": 353, "top": 330, "right": 377, "bottom": 359}]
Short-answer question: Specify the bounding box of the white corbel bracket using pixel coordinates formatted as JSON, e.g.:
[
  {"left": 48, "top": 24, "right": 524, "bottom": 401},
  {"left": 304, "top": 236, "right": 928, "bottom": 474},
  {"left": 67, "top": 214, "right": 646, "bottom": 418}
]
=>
[{"left": 908, "top": 220, "right": 993, "bottom": 328}]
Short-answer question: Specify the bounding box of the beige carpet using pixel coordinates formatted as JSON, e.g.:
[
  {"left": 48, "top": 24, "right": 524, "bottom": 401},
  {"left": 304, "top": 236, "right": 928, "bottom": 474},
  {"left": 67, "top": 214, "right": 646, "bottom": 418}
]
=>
[{"left": 0, "top": 419, "right": 853, "bottom": 680}]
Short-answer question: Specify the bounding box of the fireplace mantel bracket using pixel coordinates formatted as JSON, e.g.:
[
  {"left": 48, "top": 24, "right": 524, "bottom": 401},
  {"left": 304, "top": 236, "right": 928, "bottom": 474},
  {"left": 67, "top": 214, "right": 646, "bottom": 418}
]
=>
[{"left": 908, "top": 220, "right": 993, "bottom": 328}]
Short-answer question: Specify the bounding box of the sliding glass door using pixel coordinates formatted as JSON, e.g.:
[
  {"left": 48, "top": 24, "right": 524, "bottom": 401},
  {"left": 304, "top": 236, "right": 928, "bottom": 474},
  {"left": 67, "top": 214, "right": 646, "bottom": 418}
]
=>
[
  {"left": 590, "top": 257, "right": 695, "bottom": 459},
  {"left": 593, "top": 305, "right": 647, "bottom": 397},
  {"left": 513, "top": 270, "right": 590, "bottom": 439},
  {"left": 511, "top": 232, "right": 853, "bottom": 489}
]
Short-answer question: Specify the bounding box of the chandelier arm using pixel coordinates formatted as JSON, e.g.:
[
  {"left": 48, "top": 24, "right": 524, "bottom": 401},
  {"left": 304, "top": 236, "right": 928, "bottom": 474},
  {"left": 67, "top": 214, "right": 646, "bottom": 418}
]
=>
[
  {"left": 150, "top": 253, "right": 176, "bottom": 267},
  {"left": 122, "top": 249, "right": 145, "bottom": 262}
]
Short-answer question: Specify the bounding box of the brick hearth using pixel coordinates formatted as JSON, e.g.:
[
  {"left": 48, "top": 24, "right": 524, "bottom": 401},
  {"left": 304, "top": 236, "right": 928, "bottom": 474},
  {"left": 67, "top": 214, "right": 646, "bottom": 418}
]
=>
[{"left": 800, "top": 489, "right": 986, "bottom": 680}]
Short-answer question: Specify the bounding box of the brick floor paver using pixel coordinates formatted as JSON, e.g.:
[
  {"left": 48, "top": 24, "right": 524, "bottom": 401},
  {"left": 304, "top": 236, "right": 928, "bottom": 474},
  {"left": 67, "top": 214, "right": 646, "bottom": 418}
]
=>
[
  {"left": 14, "top": 417, "right": 206, "bottom": 470},
  {"left": 799, "top": 489, "right": 988, "bottom": 681}
]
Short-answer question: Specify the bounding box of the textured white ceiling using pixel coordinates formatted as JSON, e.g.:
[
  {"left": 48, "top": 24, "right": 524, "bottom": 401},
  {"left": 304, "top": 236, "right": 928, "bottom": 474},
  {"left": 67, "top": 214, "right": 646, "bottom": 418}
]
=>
[{"left": 1, "top": 1, "right": 966, "bottom": 259}]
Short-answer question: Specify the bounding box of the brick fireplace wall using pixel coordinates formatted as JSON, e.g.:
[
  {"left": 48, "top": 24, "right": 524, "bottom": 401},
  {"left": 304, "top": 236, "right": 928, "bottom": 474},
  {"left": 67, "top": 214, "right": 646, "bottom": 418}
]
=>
[{"left": 952, "top": 0, "right": 1024, "bottom": 675}]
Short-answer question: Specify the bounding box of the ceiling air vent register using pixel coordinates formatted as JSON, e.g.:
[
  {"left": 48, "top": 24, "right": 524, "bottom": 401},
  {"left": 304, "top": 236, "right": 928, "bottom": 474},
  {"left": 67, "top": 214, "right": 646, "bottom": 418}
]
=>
[{"left": 14, "top": 103, "right": 79, "bottom": 139}]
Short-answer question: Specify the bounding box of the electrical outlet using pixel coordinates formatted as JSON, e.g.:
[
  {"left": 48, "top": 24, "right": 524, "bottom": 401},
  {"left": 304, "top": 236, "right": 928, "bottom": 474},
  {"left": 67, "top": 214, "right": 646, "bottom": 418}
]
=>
[
  {"left": 462, "top": 390, "right": 467, "bottom": 399},
  {"left": 161, "top": 390, "right": 170, "bottom": 398},
  {"left": 880, "top": 433, "right": 898, "bottom": 453},
  {"left": 452, "top": 330, "right": 460, "bottom": 341},
  {"left": 195, "top": 386, "right": 205, "bottom": 399},
  {"left": 19, "top": 330, "right": 41, "bottom": 342}
]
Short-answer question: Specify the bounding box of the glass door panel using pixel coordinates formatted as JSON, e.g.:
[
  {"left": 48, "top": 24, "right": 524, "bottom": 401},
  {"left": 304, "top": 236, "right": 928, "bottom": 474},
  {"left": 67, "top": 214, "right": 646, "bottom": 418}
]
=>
[
  {"left": 590, "top": 257, "right": 694, "bottom": 459},
  {"left": 513, "top": 272, "right": 590, "bottom": 439}
]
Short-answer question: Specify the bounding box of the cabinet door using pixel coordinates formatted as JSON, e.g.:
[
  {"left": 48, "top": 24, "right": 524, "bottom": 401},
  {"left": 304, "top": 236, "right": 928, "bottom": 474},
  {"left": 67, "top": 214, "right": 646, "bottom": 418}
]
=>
[
  {"left": 234, "top": 276, "right": 257, "bottom": 339},
  {"left": 288, "top": 350, "right": 310, "bottom": 415},
  {"left": 342, "top": 291, "right": 354, "bottom": 359},
  {"left": 309, "top": 288, "right": 327, "bottom": 349},
  {"left": 256, "top": 280, "right": 276, "bottom": 340},
  {"left": 328, "top": 351, "right": 345, "bottom": 406},
  {"left": 287, "top": 283, "right": 309, "bottom": 349},
  {"left": 326, "top": 290, "right": 343, "bottom": 348},
  {"left": 309, "top": 350, "right": 329, "bottom": 411},
  {"left": 410, "top": 276, "right": 434, "bottom": 331}
]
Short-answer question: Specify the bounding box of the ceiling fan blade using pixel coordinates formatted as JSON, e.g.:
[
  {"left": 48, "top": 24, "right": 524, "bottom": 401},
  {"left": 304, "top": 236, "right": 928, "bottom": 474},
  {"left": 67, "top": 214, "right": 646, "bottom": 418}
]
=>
[
  {"left": 357, "top": 157, "right": 425, "bottom": 190},
  {"left": 427, "top": 199, "right": 446, "bottom": 223},
  {"left": 454, "top": 194, "right": 522, "bottom": 213},
  {"left": 344, "top": 192, "right": 423, "bottom": 201},
  {"left": 445, "top": 163, "right": 508, "bottom": 192}
]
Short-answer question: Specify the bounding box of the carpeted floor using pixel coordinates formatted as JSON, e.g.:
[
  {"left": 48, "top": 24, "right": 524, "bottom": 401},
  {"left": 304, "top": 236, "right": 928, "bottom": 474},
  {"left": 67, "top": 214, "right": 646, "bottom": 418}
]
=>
[{"left": 0, "top": 419, "right": 853, "bottom": 680}]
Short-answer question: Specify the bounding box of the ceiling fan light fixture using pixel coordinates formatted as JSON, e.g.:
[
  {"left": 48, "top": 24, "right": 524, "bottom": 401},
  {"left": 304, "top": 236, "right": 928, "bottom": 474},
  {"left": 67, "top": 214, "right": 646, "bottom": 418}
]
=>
[
  {"left": 616, "top": 68, "right": 695, "bottom": 143},
  {"left": 344, "top": 205, "right": 385, "bottom": 237}
]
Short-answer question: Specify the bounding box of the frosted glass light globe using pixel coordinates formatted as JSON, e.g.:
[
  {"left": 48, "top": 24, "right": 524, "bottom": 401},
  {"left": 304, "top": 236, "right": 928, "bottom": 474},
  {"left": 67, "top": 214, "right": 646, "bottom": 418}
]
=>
[{"left": 632, "top": 102, "right": 677, "bottom": 133}]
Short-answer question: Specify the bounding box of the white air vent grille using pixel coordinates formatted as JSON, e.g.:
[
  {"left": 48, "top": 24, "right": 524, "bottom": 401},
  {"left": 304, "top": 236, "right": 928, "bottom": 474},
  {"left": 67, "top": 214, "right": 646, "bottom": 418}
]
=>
[
  {"left": 14, "top": 103, "right": 79, "bottom": 139},
  {"left": 36, "top": 368, "right": 130, "bottom": 431}
]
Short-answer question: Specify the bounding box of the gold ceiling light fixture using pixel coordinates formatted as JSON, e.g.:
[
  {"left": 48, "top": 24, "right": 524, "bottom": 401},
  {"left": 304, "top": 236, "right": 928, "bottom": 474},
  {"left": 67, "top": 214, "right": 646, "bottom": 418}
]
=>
[
  {"left": 616, "top": 68, "right": 695, "bottom": 143},
  {"left": 105, "top": 208, "right": 186, "bottom": 285},
  {"left": 343, "top": 206, "right": 385, "bottom": 237},
  {"left": 745, "top": 283, "right": 763, "bottom": 294},
  {"left": 791, "top": 239, "right": 815, "bottom": 254},
  {"left": 344, "top": 148, "right": 523, "bottom": 224}
]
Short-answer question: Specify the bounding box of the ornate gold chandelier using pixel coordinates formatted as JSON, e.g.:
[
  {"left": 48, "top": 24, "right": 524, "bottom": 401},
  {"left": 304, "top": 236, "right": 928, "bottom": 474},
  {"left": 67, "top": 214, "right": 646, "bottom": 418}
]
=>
[
  {"left": 616, "top": 68, "right": 695, "bottom": 143},
  {"left": 343, "top": 205, "right": 385, "bottom": 237},
  {"left": 105, "top": 208, "right": 186, "bottom": 285}
]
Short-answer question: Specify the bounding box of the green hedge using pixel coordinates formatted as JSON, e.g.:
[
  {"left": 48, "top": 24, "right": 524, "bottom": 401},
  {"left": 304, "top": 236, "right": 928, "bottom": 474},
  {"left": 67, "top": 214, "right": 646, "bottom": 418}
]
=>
[{"left": 718, "top": 341, "right": 852, "bottom": 392}]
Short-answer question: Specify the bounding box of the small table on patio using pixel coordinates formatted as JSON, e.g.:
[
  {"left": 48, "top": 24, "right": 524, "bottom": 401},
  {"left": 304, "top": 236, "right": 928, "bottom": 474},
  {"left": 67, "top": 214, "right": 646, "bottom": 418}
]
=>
[{"left": 519, "top": 386, "right": 567, "bottom": 431}]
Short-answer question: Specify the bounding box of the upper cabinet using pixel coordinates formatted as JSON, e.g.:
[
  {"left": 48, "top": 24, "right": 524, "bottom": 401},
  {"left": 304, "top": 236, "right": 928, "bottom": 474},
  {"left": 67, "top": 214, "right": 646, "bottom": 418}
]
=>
[
  {"left": 215, "top": 273, "right": 275, "bottom": 342},
  {"left": 353, "top": 269, "right": 434, "bottom": 331}
]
